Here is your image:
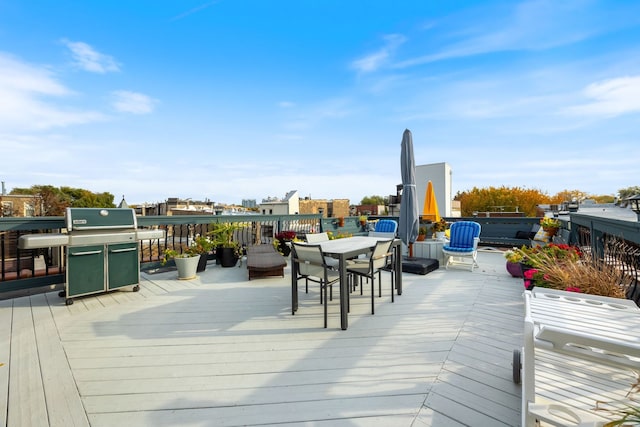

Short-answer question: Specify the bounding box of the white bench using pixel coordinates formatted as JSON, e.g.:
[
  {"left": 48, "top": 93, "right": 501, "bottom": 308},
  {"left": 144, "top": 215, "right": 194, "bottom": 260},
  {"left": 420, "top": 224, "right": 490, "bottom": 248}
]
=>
[{"left": 515, "top": 289, "right": 640, "bottom": 426}]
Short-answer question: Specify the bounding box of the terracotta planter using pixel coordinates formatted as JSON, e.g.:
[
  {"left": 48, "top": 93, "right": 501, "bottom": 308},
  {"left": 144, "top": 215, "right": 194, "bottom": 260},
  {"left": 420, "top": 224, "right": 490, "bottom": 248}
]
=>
[{"left": 417, "top": 234, "right": 426, "bottom": 241}]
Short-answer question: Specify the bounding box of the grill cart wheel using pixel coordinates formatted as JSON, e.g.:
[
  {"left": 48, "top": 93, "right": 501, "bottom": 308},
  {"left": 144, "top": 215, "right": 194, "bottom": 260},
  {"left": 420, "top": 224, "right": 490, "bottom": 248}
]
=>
[
  {"left": 65, "top": 298, "right": 74, "bottom": 306},
  {"left": 133, "top": 285, "right": 140, "bottom": 292},
  {"left": 512, "top": 349, "right": 522, "bottom": 384}
]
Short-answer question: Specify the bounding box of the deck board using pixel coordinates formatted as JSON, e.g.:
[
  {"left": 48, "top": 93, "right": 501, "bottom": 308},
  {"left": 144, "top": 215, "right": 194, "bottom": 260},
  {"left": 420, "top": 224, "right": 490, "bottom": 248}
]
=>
[
  {"left": 8, "top": 297, "right": 48, "bottom": 427},
  {"left": 3, "top": 251, "right": 537, "bottom": 426},
  {"left": 30, "top": 293, "right": 89, "bottom": 427},
  {"left": 0, "top": 299, "right": 12, "bottom": 427}
]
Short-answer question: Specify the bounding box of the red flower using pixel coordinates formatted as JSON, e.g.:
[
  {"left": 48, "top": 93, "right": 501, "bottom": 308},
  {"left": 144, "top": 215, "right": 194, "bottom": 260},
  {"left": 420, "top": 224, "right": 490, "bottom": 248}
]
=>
[{"left": 275, "top": 230, "right": 297, "bottom": 240}]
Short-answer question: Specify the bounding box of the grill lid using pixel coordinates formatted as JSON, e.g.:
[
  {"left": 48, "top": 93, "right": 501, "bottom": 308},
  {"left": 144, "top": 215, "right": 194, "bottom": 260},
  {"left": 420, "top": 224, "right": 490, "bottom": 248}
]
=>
[{"left": 66, "top": 208, "right": 138, "bottom": 231}]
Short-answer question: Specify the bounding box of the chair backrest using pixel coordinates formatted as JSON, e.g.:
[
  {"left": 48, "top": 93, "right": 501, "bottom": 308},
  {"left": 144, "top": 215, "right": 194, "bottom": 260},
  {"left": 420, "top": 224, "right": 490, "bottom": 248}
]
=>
[
  {"left": 291, "top": 242, "right": 326, "bottom": 277},
  {"left": 368, "top": 231, "right": 395, "bottom": 238},
  {"left": 370, "top": 240, "right": 393, "bottom": 271},
  {"left": 375, "top": 220, "right": 398, "bottom": 234},
  {"left": 305, "top": 232, "right": 329, "bottom": 243},
  {"left": 448, "top": 221, "right": 481, "bottom": 249}
]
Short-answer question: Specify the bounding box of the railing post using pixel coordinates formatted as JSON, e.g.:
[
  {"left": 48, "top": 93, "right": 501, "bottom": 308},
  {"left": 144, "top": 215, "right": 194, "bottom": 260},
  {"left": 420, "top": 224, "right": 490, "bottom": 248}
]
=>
[{"left": 590, "top": 219, "right": 605, "bottom": 260}]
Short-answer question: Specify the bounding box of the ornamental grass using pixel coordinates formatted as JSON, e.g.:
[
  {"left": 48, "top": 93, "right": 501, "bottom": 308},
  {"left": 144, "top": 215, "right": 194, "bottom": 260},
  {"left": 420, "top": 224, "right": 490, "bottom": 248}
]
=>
[
  {"left": 528, "top": 251, "right": 628, "bottom": 298},
  {"left": 514, "top": 240, "right": 633, "bottom": 298}
]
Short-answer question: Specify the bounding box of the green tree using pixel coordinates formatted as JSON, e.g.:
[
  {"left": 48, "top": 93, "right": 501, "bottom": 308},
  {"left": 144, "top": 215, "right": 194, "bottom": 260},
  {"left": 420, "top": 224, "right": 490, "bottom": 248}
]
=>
[
  {"left": 10, "top": 185, "right": 115, "bottom": 215},
  {"left": 592, "top": 195, "right": 616, "bottom": 203},
  {"left": 360, "top": 195, "right": 388, "bottom": 205},
  {"left": 618, "top": 186, "right": 640, "bottom": 201}
]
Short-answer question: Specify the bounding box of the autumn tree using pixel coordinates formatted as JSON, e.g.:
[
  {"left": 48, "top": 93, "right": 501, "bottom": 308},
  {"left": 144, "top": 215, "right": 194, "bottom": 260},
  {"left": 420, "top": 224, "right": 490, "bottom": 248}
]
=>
[
  {"left": 454, "top": 186, "right": 551, "bottom": 217},
  {"left": 552, "top": 190, "right": 583, "bottom": 204}
]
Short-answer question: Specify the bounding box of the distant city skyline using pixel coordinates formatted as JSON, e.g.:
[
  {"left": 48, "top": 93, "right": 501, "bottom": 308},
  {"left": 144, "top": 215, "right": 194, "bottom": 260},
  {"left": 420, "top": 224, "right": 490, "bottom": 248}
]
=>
[{"left": 2, "top": 1, "right": 640, "bottom": 205}]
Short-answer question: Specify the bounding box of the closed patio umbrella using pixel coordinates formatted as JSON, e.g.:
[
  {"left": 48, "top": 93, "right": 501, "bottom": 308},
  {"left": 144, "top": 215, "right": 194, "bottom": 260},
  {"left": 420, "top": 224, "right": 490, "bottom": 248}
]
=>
[
  {"left": 398, "top": 129, "right": 419, "bottom": 256},
  {"left": 422, "top": 180, "right": 440, "bottom": 222}
]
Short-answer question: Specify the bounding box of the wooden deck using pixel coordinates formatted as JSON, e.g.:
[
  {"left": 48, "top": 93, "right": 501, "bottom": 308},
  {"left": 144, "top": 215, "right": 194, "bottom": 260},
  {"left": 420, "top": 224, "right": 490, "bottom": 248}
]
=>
[{"left": 1, "top": 250, "right": 525, "bottom": 427}]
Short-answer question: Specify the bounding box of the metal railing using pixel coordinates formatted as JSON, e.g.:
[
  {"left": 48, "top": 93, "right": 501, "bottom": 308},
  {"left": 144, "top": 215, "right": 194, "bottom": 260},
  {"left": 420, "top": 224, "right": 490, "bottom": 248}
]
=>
[
  {"left": 2, "top": 213, "right": 639, "bottom": 297},
  {"left": 570, "top": 213, "right": 640, "bottom": 301},
  {"left": 0, "top": 214, "right": 321, "bottom": 293}
]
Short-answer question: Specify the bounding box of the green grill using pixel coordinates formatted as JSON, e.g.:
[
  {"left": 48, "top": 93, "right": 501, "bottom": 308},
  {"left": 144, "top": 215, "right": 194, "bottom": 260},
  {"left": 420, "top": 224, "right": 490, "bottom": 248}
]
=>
[{"left": 19, "top": 208, "right": 164, "bottom": 305}]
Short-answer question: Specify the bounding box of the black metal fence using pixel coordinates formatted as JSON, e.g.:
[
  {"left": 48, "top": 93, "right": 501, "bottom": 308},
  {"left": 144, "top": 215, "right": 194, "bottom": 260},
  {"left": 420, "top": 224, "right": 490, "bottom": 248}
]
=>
[{"left": 570, "top": 213, "right": 640, "bottom": 303}]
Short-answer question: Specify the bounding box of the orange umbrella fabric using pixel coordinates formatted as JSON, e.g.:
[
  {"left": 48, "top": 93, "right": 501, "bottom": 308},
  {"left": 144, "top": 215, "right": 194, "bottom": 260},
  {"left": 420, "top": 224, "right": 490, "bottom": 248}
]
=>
[{"left": 422, "top": 180, "right": 440, "bottom": 222}]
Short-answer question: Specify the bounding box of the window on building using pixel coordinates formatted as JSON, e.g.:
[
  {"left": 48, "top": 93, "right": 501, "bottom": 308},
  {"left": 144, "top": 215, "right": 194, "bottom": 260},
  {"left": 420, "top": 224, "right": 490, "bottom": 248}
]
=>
[
  {"left": 24, "top": 203, "right": 35, "bottom": 217},
  {"left": 1, "top": 201, "right": 13, "bottom": 217}
]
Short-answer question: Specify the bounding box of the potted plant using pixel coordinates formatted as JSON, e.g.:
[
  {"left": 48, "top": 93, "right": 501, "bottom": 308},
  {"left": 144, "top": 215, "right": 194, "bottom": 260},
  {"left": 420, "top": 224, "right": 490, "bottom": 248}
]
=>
[
  {"left": 540, "top": 217, "right": 561, "bottom": 236},
  {"left": 327, "top": 231, "right": 352, "bottom": 240},
  {"left": 503, "top": 249, "right": 524, "bottom": 277},
  {"left": 432, "top": 218, "right": 448, "bottom": 240},
  {"left": 273, "top": 230, "right": 297, "bottom": 256},
  {"left": 208, "top": 223, "right": 243, "bottom": 268},
  {"left": 514, "top": 242, "right": 628, "bottom": 297},
  {"left": 190, "top": 235, "right": 215, "bottom": 272},
  {"left": 417, "top": 226, "right": 427, "bottom": 241},
  {"left": 162, "top": 246, "right": 201, "bottom": 280}
]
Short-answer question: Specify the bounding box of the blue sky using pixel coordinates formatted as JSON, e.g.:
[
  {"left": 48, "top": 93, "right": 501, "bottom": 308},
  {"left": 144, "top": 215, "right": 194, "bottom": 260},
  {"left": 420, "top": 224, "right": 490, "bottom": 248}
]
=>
[{"left": 2, "top": 1, "right": 640, "bottom": 205}]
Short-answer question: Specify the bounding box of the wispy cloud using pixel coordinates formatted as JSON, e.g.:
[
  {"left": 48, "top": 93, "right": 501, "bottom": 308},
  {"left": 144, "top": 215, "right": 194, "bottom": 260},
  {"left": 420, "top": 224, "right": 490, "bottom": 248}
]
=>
[
  {"left": 563, "top": 75, "right": 640, "bottom": 118},
  {"left": 62, "top": 40, "right": 120, "bottom": 73},
  {"left": 351, "top": 34, "right": 406, "bottom": 73},
  {"left": 111, "top": 90, "right": 158, "bottom": 114},
  {"left": 278, "top": 101, "right": 295, "bottom": 108},
  {"left": 395, "top": 0, "right": 631, "bottom": 68},
  {"left": 171, "top": 1, "right": 220, "bottom": 21},
  {"left": 0, "top": 52, "right": 105, "bottom": 130}
]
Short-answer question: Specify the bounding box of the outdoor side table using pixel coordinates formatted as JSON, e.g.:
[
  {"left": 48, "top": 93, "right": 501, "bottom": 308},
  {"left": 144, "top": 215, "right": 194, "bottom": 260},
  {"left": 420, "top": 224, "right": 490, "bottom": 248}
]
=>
[{"left": 412, "top": 240, "right": 445, "bottom": 265}]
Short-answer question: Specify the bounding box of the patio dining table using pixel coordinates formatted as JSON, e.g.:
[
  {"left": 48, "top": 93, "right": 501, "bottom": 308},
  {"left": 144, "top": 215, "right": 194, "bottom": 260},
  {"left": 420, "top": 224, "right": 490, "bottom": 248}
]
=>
[{"left": 291, "top": 236, "right": 403, "bottom": 330}]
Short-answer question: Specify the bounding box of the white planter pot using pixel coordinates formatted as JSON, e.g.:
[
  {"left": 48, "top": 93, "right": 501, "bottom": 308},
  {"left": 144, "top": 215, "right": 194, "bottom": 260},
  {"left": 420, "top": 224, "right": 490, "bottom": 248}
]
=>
[
  {"left": 435, "top": 231, "right": 446, "bottom": 241},
  {"left": 174, "top": 255, "right": 200, "bottom": 280}
]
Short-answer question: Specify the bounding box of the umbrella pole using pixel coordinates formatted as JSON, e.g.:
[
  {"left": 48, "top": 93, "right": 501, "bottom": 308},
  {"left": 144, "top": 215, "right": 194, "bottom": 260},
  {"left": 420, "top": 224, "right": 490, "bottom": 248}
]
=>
[{"left": 409, "top": 243, "right": 413, "bottom": 257}]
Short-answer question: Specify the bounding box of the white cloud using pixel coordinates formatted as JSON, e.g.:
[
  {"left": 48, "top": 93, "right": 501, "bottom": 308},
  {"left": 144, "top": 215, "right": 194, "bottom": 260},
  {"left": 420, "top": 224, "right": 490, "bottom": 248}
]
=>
[
  {"left": 351, "top": 34, "right": 406, "bottom": 73},
  {"left": 563, "top": 75, "right": 640, "bottom": 117},
  {"left": 278, "top": 101, "right": 295, "bottom": 108},
  {"left": 111, "top": 90, "right": 158, "bottom": 114},
  {"left": 62, "top": 40, "right": 120, "bottom": 73},
  {"left": 0, "top": 52, "right": 105, "bottom": 130},
  {"left": 395, "top": 0, "right": 626, "bottom": 69}
]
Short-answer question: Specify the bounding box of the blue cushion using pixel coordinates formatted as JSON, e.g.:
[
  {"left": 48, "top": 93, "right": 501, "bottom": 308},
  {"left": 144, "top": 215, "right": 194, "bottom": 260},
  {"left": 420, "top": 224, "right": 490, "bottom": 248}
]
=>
[
  {"left": 375, "top": 220, "right": 398, "bottom": 233},
  {"left": 442, "top": 246, "right": 475, "bottom": 254},
  {"left": 444, "top": 221, "right": 481, "bottom": 250}
]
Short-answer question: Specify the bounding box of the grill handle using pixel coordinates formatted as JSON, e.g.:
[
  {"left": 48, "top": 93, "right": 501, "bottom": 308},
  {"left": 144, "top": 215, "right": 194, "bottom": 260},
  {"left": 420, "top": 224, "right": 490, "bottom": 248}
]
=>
[
  {"left": 71, "top": 250, "right": 102, "bottom": 256},
  {"left": 110, "top": 247, "right": 137, "bottom": 253}
]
